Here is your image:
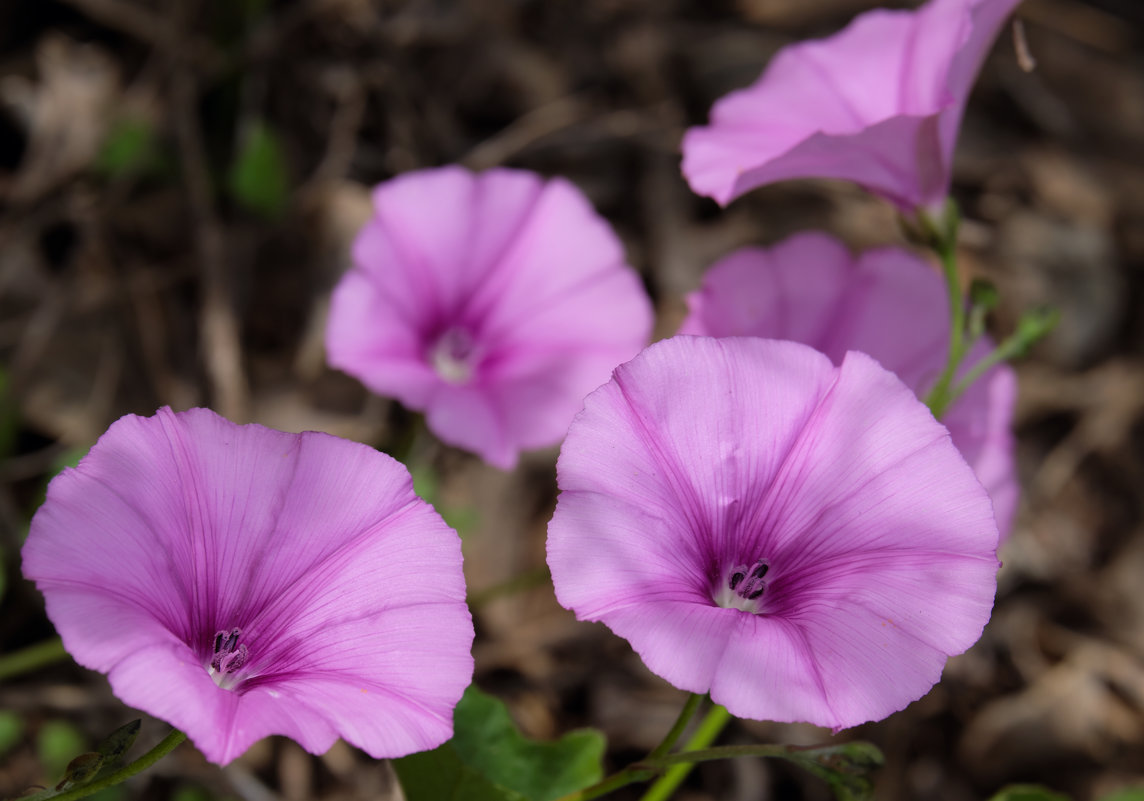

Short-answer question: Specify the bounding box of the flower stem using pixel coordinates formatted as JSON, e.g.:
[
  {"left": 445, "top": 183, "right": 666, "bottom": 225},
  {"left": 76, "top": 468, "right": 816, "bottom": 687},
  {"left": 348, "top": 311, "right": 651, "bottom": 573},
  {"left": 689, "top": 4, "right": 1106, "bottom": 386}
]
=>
[
  {"left": 647, "top": 693, "right": 704, "bottom": 761},
  {"left": 549, "top": 693, "right": 705, "bottom": 801},
  {"left": 23, "top": 729, "right": 187, "bottom": 801},
  {"left": 923, "top": 218, "right": 969, "bottom": 421},
  {"left": 638, "top": 703, "right": 732, "bottom": 801},
  {"left": 0, "top": 636, "right": 69, "bottom": 681}
]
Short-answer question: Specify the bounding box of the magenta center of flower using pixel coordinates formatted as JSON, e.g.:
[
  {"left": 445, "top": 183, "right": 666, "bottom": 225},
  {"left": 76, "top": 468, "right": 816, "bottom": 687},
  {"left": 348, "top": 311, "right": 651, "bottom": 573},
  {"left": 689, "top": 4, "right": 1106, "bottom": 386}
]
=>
[
  {"left": 429, "top": 327, "right": 480, "bottom": 384},
  {"left": 208, "top": 627, "right": 249, "bottom": 691},
  {"left": 713, "top": 559, "right": 769, "bottom": 614}
]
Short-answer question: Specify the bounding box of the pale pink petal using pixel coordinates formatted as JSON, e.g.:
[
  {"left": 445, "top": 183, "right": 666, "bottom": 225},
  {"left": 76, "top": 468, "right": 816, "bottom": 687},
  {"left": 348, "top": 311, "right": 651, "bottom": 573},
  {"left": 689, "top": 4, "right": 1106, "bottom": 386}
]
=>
[
  {"left": 547, "top": 337, "right": 999, "bottom": 728},
  {"left": 23, "top": 407, "right": 474, "bottom": 765},
  {"left": 682, "top": 0, "right": 1022, "bottom": 209},
  {"left": 327, "top": 167, "right": 652, "bottom": 468},
  {"left": 681, "top": 234, "right": 1018, "bottom": 538}
]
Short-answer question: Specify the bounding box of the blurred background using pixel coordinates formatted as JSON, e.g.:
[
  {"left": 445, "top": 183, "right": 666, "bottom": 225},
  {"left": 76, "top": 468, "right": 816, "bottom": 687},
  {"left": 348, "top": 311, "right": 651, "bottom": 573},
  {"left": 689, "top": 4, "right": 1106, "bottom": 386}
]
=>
[{"left": 1, "top": 0, "right": 1143, "bottom": 799}]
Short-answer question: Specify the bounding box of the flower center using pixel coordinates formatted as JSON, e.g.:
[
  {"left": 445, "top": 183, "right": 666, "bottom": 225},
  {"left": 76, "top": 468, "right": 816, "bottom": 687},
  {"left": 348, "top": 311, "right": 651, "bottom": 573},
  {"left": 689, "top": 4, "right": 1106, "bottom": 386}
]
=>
[
  {"left": 208, "top": 627, "right": 248, "bottom": 690},
  {"left": 430, "top": 327, "right": 479, "bottom": 384},
  {"left": 713, "top": 559, "right": 769, "bottom": 614}
]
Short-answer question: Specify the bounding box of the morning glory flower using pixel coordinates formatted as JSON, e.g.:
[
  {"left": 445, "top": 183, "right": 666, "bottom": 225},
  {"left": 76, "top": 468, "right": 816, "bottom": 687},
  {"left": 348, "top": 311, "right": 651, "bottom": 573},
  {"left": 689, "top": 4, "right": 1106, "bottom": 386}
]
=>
[
  {"left": 679, "top": 232, "right": 1018, "bottom": 535},
  {"left": 547, "top": 336, "right": 999, "bottom": 729},
  {"left": 681, "top": 0, "right": 1023, "bottom": 212},
  {"left": 22, "top": 407, "right": 475, "bottom": 765},
  {"left": 326, "top": 166, "right": 654, "bottom": 469}
]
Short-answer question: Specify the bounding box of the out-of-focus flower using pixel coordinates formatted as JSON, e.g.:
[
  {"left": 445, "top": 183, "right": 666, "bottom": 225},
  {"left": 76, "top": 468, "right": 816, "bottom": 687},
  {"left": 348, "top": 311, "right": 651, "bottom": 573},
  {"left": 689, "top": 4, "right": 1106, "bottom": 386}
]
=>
[
  {"left": 547, "top": 337, "right": 999, "bottom": 729},
  {"left": 681, "top": 0, "right": 1023, "bottom": 211},
  {"left": 326, "top": 166, "right": 654, "bottom": 469},
  {"left": 22, "top": 407, "right": 474, "bottom": 765},
  {"left": 679, "top": 232, "right": 1017, "bottom": 535}
]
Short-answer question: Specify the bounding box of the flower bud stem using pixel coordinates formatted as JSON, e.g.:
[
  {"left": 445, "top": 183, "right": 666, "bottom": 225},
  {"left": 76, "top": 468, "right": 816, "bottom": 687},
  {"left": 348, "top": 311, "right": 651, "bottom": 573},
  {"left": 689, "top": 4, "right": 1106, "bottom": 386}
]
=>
[
  {"left": 0, "top": 636, "right": 68, "bottom": 681},
  {"left": 638, "top": 703, "right": 732, "bottom": 801},
  {"left": 20, "top": 728, "right": 187, "bottom": 801},
  {"left": 923, "top": 214, "right": 969, "bottom": 421}
]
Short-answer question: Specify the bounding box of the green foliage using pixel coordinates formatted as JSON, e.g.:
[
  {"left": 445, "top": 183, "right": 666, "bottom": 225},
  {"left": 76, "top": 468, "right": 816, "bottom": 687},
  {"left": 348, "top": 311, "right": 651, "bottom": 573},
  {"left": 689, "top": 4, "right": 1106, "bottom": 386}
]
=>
[
  {"left": 94, "top": 720, "right": 140, "bottom": 768},
  {"left": 0, "top": 709, "right": 25, "bottom": 756},
  {"left": 395, "top": 686, "right": 606, "bottom": 801},
  {"left": 988, "top": 785, "right": 1072, "bottom": 801},
  {"left": 1099, "top": 790, "right": 1144, "bottom": 801},
  {"left": 227, "top": 120, "right": 289, "bottom": 219},
  {"left": 36, "top": 721, "right": 88, "bottom": 778},
  {"left": 775, "top": 742, "right": 884, "bottom": 801},
  {"left": 94, "top": 118, "right": 162, "bottom": 179}
]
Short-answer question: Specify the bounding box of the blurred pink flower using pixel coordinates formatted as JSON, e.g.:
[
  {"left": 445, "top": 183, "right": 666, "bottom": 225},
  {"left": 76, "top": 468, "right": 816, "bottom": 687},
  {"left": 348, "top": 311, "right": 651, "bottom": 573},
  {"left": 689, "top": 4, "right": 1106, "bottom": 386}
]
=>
[
  {"left": 681, "top": 0, "right": 1023, "bottom": 211},
  {"left": 23, "top": 407, "right": 474, "bottom": 765},
  {"left": 326, "top": 166, "right": 654, "bottom": 469},
  {"left": 679, "top": 232, "right": 1018, "bottom": 535},
  {"left": 547, "top": 337, "right": 999, "bottom": 729}
]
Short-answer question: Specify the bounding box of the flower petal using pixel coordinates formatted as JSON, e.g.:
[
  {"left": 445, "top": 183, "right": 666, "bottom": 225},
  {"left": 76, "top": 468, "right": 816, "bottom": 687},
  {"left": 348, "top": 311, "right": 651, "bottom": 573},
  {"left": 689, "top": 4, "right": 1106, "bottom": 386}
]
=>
[
  {"left": 681, "top": 0, "right": 1021, "bottom": 209},
  {"left": 548, "top": 337, "right": 999, "bottom": 728},
  {"left": 680, "top": 233, "right": 1017, "bottom": 537},
  {"left": 327, "top": 167, "right": 652, "bottom": 468},
  {"left": 23, "top": 407, "right": 474, "bottom": 764}
]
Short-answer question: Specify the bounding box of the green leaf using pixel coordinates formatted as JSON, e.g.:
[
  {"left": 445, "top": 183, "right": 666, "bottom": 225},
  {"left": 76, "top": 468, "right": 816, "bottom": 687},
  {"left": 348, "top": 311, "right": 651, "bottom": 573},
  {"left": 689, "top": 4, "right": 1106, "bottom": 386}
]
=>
[
  {"left": 452, "top": 688, "right": 605, "bottom": 801},
  {"left": 395, "top": 686, "right": 606, "bottom": 801},
  {"left": 778, "top": 742, "right": 884, "bottom": 801},
  {"left": 57, "top": 752, "right": 104, "bottom": 789},
  {"left": 227, "top": 120, "right": 289, "bottom": 219},
  {"left": 988, "top": 785, "right": 1072, "bottom": 801},
  {"left": 95, "top": 720, "right": 141, "bottom": 767},
  {"left": 36, "top": 720, "right": 88, "bottom": 778},
  {"left": 1098, "top": 790, "right": 1144, "bottom": 801},
  {"left": 94, "top": 118, "right": 160, "bottom": 178},
  {"left": 0, "top": 709, "right": 25, "bottom": 756},
  {"left": 394, "top": 746, "right": 527, "bottom": 801}
]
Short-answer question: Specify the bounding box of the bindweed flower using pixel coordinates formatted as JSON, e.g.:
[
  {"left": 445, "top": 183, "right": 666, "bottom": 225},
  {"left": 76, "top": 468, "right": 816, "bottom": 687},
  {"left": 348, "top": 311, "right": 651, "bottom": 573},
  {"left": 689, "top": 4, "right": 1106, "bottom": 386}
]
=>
[
  {"left": 326, "top": 166, "right": 654, "bottom": 469},
  {"left": 681, "top": 0, "right": 1023, "bottom": 212},
  {"left": 547, "top": 336, "right": 999, "bottom": 729},
  {"left": 679, "top": 232, "right": 1018, "bottom": 535},
  {"left": 22, "top": 407, "right": 475, "bottom": 765}
]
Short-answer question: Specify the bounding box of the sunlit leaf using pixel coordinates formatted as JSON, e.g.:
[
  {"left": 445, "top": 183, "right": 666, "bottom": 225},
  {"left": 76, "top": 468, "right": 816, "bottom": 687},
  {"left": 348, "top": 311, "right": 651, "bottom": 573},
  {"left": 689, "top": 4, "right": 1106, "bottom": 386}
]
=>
[
  {"left": 36, "top": 720, "right": 88, "bottom": 778},
  {"left": 0, "top": 709, "right": 24, "bottom": 756},
  {"left": 988, "top": 785, "right": 1072, "bottom": 801},
  {"left": 395, "top": 686, "right": 606, "bottom": 801},
  {"left": 1098, "top": 790, "right": 1144, "bottom": 801}
]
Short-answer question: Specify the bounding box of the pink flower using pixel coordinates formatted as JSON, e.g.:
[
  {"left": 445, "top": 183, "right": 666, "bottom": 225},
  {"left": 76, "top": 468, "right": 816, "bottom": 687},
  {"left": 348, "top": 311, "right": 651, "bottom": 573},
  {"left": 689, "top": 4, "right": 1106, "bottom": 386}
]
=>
[
  {"left": 679, "top": 232, "right": 1018, "bottom": 536},
  {"left": 22, "top": 407, "right": 474, "bottom": 765},
  {"left": 547, "top": 337, "right": 999, "bottom": 729},
  {"left": 326, "top": 166, "right": 654, "bottom": 469},
  {"left": 681, "top": 0, "right": 1023, "bottom": 211}
]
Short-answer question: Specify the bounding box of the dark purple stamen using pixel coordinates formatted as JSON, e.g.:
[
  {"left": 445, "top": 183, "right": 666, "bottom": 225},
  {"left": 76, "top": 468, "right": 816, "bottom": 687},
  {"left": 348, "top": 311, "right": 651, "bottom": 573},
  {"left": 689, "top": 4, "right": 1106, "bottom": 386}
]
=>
[
  {"left": 210, "top": 627, "right": 247, "bottom": 675},
  {"left": 729, "top": 559, "right": 769, "bottom": 603}
]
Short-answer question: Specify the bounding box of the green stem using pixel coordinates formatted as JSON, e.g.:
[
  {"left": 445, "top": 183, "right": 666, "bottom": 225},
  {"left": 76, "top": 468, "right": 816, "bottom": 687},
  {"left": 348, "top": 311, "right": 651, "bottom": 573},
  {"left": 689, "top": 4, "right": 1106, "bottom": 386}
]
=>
[
  {"left": 0, "top": 637, "right": 69, "bottom": 681},
  {"left": 642, "top": 742, "right": 819, "bottom": 768},
  {"left": 23, "top": 729, "right": 187, "bottom": 801},
  {"left": 646, "top": 693, "right": 703, "bottom": 761},
  {"left": 923, "top": 229, "right": 969, "bottom": 421},
  {"left": 550, "top": 694, "right": 705, "bottom": 801},
  {"left": 639, "top": 704, "right": 732, "bottom": 801}
]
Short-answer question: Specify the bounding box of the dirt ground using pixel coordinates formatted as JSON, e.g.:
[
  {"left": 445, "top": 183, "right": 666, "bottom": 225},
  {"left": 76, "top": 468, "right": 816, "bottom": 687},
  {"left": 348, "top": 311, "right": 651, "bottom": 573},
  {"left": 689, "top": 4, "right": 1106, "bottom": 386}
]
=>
[{"left": 1, "top": 1, "right": 1143, "bottom": 800}]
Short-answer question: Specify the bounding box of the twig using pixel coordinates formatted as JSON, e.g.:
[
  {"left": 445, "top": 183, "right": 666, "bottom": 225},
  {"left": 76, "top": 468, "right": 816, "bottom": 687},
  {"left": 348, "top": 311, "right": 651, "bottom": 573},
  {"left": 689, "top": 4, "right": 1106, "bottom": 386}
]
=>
[
  {"left": 57, "top": 0, "right": 221, "bottom": 69},
  {"left": 170, "top": 66, "right": 250, "bottom": 421}
]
